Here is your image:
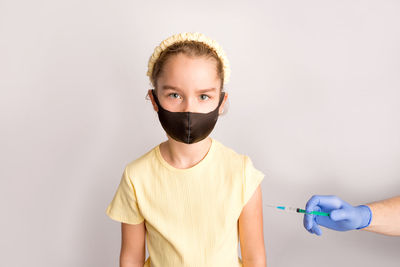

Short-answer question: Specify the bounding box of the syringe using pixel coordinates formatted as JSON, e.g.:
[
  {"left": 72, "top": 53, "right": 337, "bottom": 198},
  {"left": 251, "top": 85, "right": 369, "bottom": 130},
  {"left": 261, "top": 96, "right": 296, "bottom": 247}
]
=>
[{"left": 265, "top": 204, "right": 330, "bottom": 216}]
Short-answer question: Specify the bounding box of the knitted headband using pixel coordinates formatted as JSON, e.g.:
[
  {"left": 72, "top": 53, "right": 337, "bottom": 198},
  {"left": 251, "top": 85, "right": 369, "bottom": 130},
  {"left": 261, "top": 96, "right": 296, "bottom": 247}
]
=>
[{"left": 146, "top": 32, "right": 231, "bottom": 85}]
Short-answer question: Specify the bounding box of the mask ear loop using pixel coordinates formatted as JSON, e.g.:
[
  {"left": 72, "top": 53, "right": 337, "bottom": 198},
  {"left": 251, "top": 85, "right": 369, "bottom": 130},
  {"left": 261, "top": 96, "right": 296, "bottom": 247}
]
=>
[
  {"left": 147, "top": 89, "right": 164, "bottom": 113},
  {"left": 150, "top": 89, "right": 163, "bottom": 109},
  {"left": 219, "top": 90, "right": 228, "bottom": 115},
  {"left": 153, "top": 89, "right": 163, "bottom": 103},
  {"left": 218, "top": 91, "right": 226, "bottom": 111},
  {"left": 145, "top": 88, "right": 158, "bottom": 101},
  {"left": 145, "top": 89, "right": 152, "bottom": 100}
]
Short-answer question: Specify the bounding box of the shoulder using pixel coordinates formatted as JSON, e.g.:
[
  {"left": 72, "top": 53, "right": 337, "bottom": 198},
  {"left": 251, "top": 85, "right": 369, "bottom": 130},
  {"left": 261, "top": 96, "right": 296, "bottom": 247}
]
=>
[
  {"left": 212, "top": 138, "right": 248, "bottom": 167},
  {"left": 124, "top": 144, "right": 159, "bottom": 178},
  {"left": 213, "top": 138, "right": 263, "bottom": 176}
]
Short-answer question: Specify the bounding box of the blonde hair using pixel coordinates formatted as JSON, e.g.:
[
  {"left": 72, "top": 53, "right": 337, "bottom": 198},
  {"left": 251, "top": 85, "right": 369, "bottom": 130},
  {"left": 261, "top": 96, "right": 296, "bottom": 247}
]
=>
[{"left": 147, "top": 32, "right": 230, "bottom": 90}]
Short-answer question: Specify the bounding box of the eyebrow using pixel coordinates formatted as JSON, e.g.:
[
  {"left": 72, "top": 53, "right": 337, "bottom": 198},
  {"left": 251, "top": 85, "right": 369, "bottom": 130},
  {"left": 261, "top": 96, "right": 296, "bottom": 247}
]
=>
[{"left": 161, "top": 85, "right": 217, "bottom": 93}]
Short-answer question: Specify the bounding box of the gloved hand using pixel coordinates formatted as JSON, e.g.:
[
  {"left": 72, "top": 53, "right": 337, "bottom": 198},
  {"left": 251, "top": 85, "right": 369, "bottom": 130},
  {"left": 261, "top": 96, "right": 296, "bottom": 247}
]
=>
[{"left": 303, "top": 195, "right": 372, "bottom": 236}]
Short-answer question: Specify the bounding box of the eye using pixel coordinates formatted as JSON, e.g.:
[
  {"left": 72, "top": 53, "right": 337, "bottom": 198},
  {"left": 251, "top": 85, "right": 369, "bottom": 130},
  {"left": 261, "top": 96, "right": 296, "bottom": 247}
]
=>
[
  {"left": 200, "top": 94, "right": 210, "bottom": 100},
  {"left": 168, "top": 93, "right": 181, "bottom": 99}
]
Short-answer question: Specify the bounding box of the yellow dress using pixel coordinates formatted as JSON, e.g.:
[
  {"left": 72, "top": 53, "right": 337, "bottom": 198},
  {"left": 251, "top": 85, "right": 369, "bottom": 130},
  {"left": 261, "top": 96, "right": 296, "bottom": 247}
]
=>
[{"left": 106, "top": 137, "right": 265, "bottom": 267}]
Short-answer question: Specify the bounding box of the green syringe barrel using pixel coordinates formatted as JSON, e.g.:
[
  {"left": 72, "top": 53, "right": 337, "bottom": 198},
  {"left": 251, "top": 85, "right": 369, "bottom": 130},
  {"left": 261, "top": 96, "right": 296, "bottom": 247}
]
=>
[
  {"left": 297, "top": 208, "right": 330, "bottom": 216},
  {"left": 272, "top": 205, "right": 330, "bottom": 216}
]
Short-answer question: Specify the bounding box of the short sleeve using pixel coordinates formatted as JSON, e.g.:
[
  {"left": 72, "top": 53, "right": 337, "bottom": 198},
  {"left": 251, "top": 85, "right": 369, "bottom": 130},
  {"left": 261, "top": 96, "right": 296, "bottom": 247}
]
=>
[
  {"left": 242, "top": 155, "right": 265, "bottom": 208},
  {"left": 106, "top": 166, "right": 145, "bottom": 224}
]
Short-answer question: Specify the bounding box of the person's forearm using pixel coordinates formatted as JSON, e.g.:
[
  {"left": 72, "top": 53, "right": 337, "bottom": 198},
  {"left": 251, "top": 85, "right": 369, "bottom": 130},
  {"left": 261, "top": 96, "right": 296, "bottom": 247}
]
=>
[
  {"left": 120, "top": 259, "right": 144, "bottom": 267},
  {"left": 242, "top": 258, "right": 267, "bottom": 267},
  {"left": 120, "top": 263, "right": 143, "bottom": 267},
  {"left": 362, "top": 196, "right": 400, "bottom": 236}
]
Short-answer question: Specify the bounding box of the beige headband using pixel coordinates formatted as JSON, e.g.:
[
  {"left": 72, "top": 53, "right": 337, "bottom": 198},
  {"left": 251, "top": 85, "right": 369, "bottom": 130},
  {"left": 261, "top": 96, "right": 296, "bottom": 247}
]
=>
[{"left": 146, "top": 32, "right": 231, "bottom": 85}]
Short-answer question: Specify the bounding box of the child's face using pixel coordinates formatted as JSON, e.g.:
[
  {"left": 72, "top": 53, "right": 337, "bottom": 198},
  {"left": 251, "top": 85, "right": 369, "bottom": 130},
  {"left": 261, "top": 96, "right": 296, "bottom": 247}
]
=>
[{"left": 149, "top": 53, "right": 227, "bottom": 114}]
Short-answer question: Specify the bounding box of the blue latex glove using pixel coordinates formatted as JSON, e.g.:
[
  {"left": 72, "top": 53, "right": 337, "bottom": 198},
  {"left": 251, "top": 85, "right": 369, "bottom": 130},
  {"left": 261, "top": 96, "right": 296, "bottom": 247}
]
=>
[{"left": 303, "top": 195, "right": 372, "bottom": 236}]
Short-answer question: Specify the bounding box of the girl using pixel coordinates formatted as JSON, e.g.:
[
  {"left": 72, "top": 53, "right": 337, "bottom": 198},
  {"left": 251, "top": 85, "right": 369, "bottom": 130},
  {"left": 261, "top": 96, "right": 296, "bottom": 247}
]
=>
[{"left": 106, "top": 32, "right": 266, "bottom": 267}]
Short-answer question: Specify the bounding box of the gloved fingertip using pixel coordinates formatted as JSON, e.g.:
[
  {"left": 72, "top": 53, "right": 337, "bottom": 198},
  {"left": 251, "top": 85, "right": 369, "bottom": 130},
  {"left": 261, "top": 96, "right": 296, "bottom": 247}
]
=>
[
  {"left": 311, "top": 224, "right": 322, "bottom": 236},
  {"left": 305, "top": 220, "right": 312, "bottom": 230},
  {"left": 329, "top": 210, "right": 337, "bottom": 220},
  {"left": 303, "top": 214, "right": 311, "bottom": 230},
  {"left": 315, "top": 226, "right": 322, "bottom": 236},
  {"left": 330, "top": 209, "right": 346, "bottom": 221}
]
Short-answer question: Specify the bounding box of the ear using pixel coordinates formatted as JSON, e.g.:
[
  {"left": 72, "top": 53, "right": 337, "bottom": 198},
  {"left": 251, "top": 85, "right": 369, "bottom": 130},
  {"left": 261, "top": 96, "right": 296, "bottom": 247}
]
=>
[
  {"left": 218, "top": 92, "right": 228, "bottom": 115},
  {"left": 148, "top": 89, "right": 159, "bottom": 112}
]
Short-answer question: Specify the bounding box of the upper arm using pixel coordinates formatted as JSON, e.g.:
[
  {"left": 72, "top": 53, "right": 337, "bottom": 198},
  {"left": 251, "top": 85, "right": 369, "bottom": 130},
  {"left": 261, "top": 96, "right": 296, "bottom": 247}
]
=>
[
  {"left": 238, "top": 185, "right": 266, "bottom": 265},
  {"left": 120, "top": 221, "right": 146, "bottom": 265}
]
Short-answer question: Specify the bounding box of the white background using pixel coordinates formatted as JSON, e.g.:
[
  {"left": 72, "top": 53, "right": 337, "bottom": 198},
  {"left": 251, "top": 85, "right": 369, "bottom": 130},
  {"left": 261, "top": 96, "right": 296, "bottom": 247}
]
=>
[{"left": 1, "top": 0, "right": 399, "bottom": 266}]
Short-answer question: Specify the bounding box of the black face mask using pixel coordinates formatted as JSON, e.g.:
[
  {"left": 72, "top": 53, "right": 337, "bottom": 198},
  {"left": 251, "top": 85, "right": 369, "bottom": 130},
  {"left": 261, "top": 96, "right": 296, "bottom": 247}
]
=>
[{"left": 151, "top": 89, "right": 225, "bottom": 144}]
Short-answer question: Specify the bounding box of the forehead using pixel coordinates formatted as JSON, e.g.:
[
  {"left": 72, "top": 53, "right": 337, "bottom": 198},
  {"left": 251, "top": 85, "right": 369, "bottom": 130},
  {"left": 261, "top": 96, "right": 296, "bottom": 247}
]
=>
[{"left": 159, "top": 54, "right": 220, "bottom": 89}]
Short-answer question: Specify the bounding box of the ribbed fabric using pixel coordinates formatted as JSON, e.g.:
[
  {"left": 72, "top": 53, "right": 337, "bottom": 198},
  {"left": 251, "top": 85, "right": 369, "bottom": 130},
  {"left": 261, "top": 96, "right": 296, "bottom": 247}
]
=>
[{"left": 106, "top": 137, "right": 265, "bottom": 267}]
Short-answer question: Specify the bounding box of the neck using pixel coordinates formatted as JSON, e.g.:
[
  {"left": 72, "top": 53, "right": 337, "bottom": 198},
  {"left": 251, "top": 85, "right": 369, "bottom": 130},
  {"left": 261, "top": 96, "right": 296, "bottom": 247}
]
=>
[{"left": 161, "top": 136, "right": 212, "bottom": 169}]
